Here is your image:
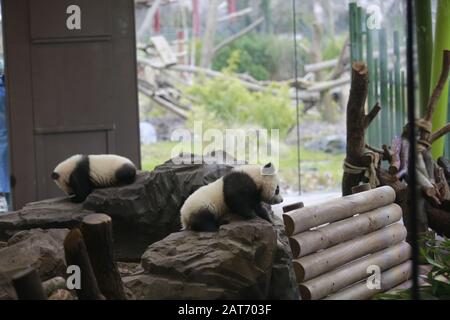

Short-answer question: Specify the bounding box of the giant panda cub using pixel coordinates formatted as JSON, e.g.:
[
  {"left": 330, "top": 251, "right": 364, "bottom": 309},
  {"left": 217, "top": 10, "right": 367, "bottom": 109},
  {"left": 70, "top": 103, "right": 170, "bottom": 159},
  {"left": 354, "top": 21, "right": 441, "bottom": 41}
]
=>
[
  {"left": 51, "top": 154, "right": 137, "bottom": 203},
  {"left": 180, "top": 162, "right": 283, "bottom": 232}
]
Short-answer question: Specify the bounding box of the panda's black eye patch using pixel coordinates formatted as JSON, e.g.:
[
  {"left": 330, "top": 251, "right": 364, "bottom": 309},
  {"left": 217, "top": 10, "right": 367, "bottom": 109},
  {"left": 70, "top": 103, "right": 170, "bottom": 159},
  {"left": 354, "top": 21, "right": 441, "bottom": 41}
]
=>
[
  {"left": 51, "top": 172, "right": 59, "bottom": 180},
  {"left": 275, "top": 185, "right": 279, "bottom": 195}
]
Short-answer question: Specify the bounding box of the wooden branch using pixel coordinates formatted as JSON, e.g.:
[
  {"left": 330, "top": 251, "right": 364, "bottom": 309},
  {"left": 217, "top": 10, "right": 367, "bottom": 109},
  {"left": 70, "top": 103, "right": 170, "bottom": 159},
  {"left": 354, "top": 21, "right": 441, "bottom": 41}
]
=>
[
  {"left": 289, "top": 203, "right": 402, "bottom": 258},
  {"left": 397, "top": 139, "right": 410, "bottom": 179},
  {"left": 430, "top": 123, "right": 450, "bottom": 144},
  {"left": 137, "top": 0, "right": 163, "bottom": 41},
  {"left": 299, "top": 242, "right": 410, "bottom": 300},
  {"left": 80, "top": 214, "right": 126, "bottom": 300},
  {"left": 425, "top": 50, "right": 450, "bottom": 121},
  {"left": 212, "top": 17, "right": 265, "bottom": 55},
  {"left": 12, "top": 267, "right": 47, "bottom": 300},
  {"left": 437, "top": 157, "right": 450, "bottom": 179},
  {"left": 389, "top": 137, "right": 402, "bottom": 175},
  {"left": 283, "top": 186, "right": 395, "bottom": 236},
  {"left": 426, "top": 202, "right": 450, "bottom": 237},
  {"left": 64, "top": 229, "right": 105, "bottom": 300},
  {"left": 364, "top": 103, "right": 381, "bottom": 128},
  {"left": 293, "top": 224, "right": 407, "bottom": 282},
  {"left": 342, "top": 62, "right": 370, "bottom": 195}
]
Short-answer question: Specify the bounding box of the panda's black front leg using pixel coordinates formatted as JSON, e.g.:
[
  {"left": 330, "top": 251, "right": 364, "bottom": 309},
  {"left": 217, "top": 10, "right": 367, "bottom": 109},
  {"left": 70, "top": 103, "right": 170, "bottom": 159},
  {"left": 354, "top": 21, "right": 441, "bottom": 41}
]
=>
[{"left": 254, "top": 203, "right": 272, "bottom": 223}]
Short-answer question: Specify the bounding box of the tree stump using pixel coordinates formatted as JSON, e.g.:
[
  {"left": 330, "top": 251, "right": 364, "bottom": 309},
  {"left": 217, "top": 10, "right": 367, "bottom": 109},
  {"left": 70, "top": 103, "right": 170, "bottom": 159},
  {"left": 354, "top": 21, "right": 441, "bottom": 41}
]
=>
[
  {"left": 12, "top": 267, "right": 47, "bottom": 300},
  {"left": 80, "top": 214, "right": 126, "bottom": 300},
  {"left": 64, "top": 228, "right": 104, "bottom": 300}
]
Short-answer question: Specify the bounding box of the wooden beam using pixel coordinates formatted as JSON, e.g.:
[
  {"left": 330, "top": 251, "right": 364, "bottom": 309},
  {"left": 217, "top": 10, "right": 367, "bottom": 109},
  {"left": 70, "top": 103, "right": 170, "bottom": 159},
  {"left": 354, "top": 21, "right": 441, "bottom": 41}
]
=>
[
  {"left": 324, "top": 260, "right": 412, "bottom": 300},
  {"left": 283, "top": 186, "right": 396, "bottom": 236},
  {"left": 289, "top": 203, "right": 402, "bottom": 258},
  {"left": 299, "top": 242, "right": 411, "bottom": 300},
  {"left": 293, "top": 224, "right": 407, "bottom": 282}
]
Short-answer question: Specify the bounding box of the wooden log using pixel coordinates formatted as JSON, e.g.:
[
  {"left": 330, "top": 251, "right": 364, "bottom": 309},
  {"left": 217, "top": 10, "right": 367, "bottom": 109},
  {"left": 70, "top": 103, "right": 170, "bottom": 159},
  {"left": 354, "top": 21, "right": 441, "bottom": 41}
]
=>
[
  {"left": 351, "top": 183, "right": 371, "bottom": 194},
  {"left": 293, "top": 223, "right": 407, "bottom": 282},
  {"left": 299, "top": 242, "right": 411, "bottom": 300},
  {"left": 425, "top": 202, "right": 450, "bottom": 237},
  {"left": 289, "top": 204, "right": 402, "bottom": 258},
  {"left": 342, "top": 63, "right": 381, "bottom": 195},
  {"left": 324, "top": 260, "right": 412, "bottom": 300},
  {"left": 64, "top": 228, "right": 105, "bottom": 300},
  {"left": 389, "top": 136, "right": 402, "bottom": 175},
  {"left": 11, "top": 267, "right": 47, "bottom": 300},
  {"left": 80, "top": 214, "right": 126, "bottom": 300},
  {"left": 283, "top": 186, "right": 396, "bottom": 236},
  {"left": 282, "top": 202, "right": 304, "bottom": 213}
]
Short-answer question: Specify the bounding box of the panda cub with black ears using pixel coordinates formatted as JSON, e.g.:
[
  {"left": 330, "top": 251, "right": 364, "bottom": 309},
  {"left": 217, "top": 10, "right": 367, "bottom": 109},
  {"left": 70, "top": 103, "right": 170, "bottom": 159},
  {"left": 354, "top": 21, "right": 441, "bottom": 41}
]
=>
[{"left": 180, "top": 162, "right": 283, "bottom": 232}]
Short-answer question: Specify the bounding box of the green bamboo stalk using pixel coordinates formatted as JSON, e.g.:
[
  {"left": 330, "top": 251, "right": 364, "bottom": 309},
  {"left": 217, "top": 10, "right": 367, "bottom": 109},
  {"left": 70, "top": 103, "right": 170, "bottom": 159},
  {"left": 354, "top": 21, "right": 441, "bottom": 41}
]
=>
[
  {"left": 431, "top": 0, "right": 450, "bottom": 158},
  {"left": 401, "top": 70, "right": 406, "bottom": 128},
  {"left": 389, "top": 70, "right": 395, "bottom": 139},
  {"left": 349, "top": 2, "right": 358, "bottom": 63},
  {"left": 357, "top": 6, "right": 364, "bottom": 61},
  {"left": 379, "top": 29, "right": 390, "bottom": 144},
  {"left": 373, "top": 57, "right": 381, "bottom": 145},
  {"left": 394, "top": 31, "right": 402, "bottom": 136},
  {"left": 367, "top": 27, "right": 375, "bottom": 145},
  {"left": 414, "top": 0, "right": 433, "bottom": 115}
]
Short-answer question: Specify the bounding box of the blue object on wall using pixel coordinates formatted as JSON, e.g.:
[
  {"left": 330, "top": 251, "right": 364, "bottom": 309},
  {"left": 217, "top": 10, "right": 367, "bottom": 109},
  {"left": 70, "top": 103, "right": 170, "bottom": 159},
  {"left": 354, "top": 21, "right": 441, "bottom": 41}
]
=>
[{"left": 0, "top": 74, "right": 10, "bottom": 193}]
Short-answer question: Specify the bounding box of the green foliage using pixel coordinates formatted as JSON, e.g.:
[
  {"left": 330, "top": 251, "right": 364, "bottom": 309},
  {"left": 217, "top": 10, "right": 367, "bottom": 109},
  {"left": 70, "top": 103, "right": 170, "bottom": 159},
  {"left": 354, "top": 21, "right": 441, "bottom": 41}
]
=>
[
  {"left": 375, "top": 232, "right": 450, "bottom": 300},
  {"left": 185, "top": 51, "right": 297, "bottom": 138},
  {"left": 212, "top": 34, "right": 295, "bottom": 81}
]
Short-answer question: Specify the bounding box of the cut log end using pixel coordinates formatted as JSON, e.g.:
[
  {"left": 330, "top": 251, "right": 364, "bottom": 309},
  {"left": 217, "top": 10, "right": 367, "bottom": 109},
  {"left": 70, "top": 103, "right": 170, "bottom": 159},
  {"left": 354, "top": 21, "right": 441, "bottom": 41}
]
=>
[
  {"left": 283, "top": 202, "right": 304, "bottom": 213},
  {"left": 352, "top": 62, "right": 368, "bottom": 75},
  {"left": 298, "top": 284, "right": 312, "bottom": 300},
  {"left": 282, "top": 214, "right": 295, "bottom": 236},
  {"left": 82, "top": 213, "right": 112, "bottom": 225},
  {"left": 293, "top": 261, "right": 306, "bottom": 282},
  {"left": 288, "top": 237, "right": 301, "bottom": 259},
  {"left": 63, "top": 228, "right": 84, "bottom": 252}
]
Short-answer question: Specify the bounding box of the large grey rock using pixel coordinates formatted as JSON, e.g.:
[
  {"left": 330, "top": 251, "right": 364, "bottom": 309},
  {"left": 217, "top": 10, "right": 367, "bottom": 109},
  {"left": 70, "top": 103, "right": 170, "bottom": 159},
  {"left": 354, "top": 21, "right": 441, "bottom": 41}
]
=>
[
  {"left": 83, "top": 157, "right": 233, "bottom": 260},
  {"left": 0, "top": 155, "right": 233, "bottom": 261},
  {"left": 123, "top": 216, "right": 300, "bottom": 300},
  {"left": 0, "top": 228, "right": 69, "bottom": 300},
  {"left": 0, "top": 197, "right": 89, "bottom": 241}
]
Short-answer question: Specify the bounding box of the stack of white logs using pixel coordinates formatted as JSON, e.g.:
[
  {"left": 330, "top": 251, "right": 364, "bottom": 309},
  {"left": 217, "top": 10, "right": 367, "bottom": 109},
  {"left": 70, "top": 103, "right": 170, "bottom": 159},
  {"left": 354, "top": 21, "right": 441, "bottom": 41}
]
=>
[{"left": 283, "top": 186, "right": 412, "bottom": 300}]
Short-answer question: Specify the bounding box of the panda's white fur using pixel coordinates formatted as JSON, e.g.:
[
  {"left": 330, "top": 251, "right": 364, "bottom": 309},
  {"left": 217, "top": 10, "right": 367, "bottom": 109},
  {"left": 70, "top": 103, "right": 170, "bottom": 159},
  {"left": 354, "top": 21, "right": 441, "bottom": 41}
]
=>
[
  {"left": 180, "top": 163, "right": 282, "bottom": 231},
  {"left": 52, "top": 154, "right": 136, "bottom": 203}
]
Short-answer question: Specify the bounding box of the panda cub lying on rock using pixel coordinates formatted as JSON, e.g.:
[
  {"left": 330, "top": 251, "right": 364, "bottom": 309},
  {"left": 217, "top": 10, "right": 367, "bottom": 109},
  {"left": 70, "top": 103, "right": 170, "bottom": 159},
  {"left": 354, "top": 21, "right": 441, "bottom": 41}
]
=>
[
  {"left": 180, "top": 162, "right": 283, "bottom": 232},
  {"left": 51, "top": 154, "right": 137, "bottom": 203}
]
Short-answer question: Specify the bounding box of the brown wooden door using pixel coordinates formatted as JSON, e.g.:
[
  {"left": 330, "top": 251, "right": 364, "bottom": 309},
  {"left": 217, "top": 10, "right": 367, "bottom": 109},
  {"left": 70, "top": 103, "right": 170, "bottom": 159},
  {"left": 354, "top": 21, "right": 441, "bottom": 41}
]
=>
[{"left": 2, "top": 0, "right": 141, "bottom": 209}]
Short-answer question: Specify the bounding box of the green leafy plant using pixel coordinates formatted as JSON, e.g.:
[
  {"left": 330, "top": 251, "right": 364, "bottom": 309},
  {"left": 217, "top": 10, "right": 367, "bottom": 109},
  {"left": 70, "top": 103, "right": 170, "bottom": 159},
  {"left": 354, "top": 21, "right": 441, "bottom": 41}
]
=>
[
  {"left": 375, "top": 232, "right": 450, "bottom": 300},
  {"left": 185, "top": 51, "right": 297, "bottom": 138}
]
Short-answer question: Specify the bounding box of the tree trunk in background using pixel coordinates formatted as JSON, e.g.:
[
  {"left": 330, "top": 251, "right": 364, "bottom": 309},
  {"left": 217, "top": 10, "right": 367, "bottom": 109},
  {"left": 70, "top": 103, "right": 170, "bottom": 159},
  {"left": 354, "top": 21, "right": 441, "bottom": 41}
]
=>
[
  {"left": 431, "top": 0, "right": 450, "bottom": 158},
  {"left": 414, "top": 0, "right": 433, "bottom": 115},
  {"left": 200, "top": 0, "right": 219, "bottom": 68}
]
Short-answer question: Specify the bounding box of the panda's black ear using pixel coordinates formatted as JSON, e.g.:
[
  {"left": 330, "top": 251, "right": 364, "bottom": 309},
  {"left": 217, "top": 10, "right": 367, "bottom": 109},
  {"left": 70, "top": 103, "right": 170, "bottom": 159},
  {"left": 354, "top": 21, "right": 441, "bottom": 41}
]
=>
[
  {"left": 264, "top": 162, "right": 272, "bottom": 168},
  {"left": 51, "top": 172, "right": 59, "bottom": 180}
]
